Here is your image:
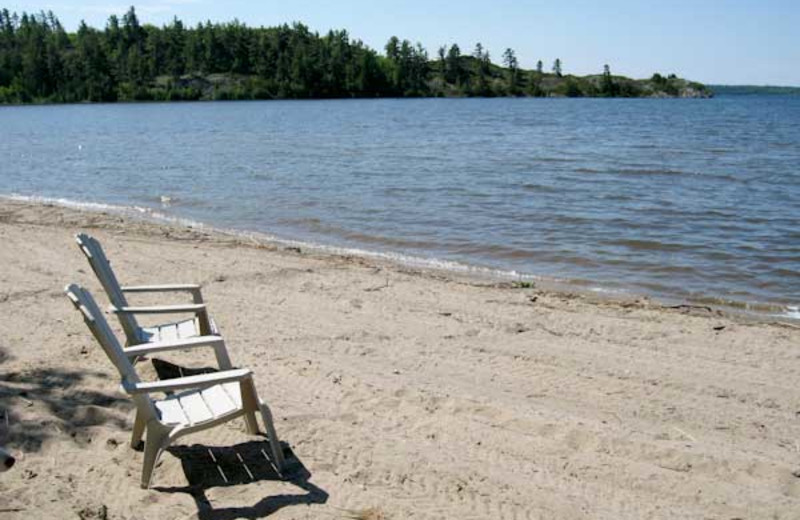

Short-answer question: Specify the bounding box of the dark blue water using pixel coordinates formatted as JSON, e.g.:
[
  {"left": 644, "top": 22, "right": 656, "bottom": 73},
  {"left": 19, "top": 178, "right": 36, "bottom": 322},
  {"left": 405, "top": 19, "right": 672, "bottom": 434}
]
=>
[{"left": 1, "top": 97, "right": 798, "bottom": 316}]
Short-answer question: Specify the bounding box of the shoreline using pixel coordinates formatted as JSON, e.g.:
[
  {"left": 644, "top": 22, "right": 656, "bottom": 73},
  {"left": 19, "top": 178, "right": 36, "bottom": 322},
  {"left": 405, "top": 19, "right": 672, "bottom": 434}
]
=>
[
  {"left": 1, "top": 197, "right": 799, "bottom": 518},
  {"left": 3, "top": 194, "right": 796, "bottom": 325},
  {"left": 0, "top": 91, "right": 715, "bottom": 107}
]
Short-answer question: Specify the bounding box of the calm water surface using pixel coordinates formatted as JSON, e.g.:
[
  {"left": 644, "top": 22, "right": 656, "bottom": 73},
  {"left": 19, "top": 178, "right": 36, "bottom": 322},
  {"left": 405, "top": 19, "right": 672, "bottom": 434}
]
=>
[{"left": 2, "top": 97, "right": 798, "bottom": 315}]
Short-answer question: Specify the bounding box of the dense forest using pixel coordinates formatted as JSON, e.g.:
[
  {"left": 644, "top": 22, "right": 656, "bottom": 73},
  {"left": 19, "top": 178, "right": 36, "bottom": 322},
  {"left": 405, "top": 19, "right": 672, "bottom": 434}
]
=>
[{"left": 0, "top": 7, "right": 711, "bottom": 104}]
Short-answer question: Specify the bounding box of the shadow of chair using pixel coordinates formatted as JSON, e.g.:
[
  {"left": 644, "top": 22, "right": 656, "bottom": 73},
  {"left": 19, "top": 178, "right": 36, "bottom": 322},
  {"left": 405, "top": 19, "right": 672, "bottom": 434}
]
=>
[{"left": 154, "top": 439, "right": 328, "bottom": 519}]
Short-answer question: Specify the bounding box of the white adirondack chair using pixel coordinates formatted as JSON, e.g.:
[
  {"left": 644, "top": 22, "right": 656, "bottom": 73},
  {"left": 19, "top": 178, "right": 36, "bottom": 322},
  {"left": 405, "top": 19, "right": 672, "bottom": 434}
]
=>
[
  {"left": 65, "top": 284, "right": 285, "bottom": 488},
  {"left": 75, "top": 233, "right": 221, "bottom": 348}
]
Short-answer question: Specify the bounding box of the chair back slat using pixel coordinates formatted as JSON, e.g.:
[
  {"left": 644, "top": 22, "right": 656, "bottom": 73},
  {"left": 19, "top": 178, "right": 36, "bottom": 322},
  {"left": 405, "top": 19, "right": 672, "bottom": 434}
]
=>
[
  {"left": 65, "top": 284, "right": 158, "bottom": 421},
  {"left": 75, "top": 234, "right": 140, "bottom": 343},
  {"left": 64, "top": 284, "right": 139, "bottom": 381}
]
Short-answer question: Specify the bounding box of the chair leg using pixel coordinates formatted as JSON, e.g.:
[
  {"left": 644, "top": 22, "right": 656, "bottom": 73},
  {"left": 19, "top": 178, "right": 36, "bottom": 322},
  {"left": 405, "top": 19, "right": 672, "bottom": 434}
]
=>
[
  {"left": 141, "top": 423, "right": 170, "bottom": 489},
  {"left": 240, "top": 378, "right": 260, "bottom": 435},
  {"left": 239, "top": 378, "right": 284, "bottom": 473},
  {"left": 259, "top": 402, "right": 285, "bottom": 473},
  {"left": 131, "top": 411, "right": 145, "bottom": 449},
  {"left": 244, "top": 411, "right": 259, "bottom": 435}
]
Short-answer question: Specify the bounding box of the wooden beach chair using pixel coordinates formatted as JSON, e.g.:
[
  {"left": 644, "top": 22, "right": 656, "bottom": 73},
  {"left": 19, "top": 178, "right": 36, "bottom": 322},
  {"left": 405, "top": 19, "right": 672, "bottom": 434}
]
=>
[
  {"left": 75, "top": 233, "right": 220, "bottom": 348},
  {"left": 65, "top": 284, "right": 285, "bottom": 488}
]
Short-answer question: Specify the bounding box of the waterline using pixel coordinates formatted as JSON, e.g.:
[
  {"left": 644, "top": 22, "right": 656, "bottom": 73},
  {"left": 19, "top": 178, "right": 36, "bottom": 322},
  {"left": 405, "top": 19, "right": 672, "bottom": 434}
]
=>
[{"left": 5, "top": 193, "right": 796, "bottom": 321}]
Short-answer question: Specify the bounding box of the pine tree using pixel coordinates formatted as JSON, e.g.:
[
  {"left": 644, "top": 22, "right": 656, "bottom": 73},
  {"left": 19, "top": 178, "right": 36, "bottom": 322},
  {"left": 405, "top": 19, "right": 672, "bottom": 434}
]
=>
[
  {"left": 601, "top": 63, "right": 617, "bottom": 97},
  {"left": 552, "top": 58, "right": 562, "bottom": 77},
  {"left": 502, "top": 48, "right": 519, "bottom": 94},
  {"left": 473, "top": 42, "right": 491, "bottom": 96},
  {"left": 445, "top": 43, "right": 461, "bottom": 85}
]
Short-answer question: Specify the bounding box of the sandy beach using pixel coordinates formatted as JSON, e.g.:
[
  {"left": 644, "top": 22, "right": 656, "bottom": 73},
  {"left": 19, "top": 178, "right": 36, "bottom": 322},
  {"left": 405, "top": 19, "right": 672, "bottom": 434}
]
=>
[{"left": 1, "top": 198, "right": 799, "bottom": 519}]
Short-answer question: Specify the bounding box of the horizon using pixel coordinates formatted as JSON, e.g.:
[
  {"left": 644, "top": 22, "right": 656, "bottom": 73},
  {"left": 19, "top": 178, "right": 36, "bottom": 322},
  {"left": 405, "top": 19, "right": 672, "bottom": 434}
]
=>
[{"left": 3, "top": 1, "right": 799, "bottom": 87}]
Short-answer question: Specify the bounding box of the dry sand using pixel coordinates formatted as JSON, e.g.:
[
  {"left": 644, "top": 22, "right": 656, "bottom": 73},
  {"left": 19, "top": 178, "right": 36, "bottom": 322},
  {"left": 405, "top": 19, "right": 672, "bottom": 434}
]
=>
[{"left": 0, "top": 198, "right": 799, "bottom": 519}]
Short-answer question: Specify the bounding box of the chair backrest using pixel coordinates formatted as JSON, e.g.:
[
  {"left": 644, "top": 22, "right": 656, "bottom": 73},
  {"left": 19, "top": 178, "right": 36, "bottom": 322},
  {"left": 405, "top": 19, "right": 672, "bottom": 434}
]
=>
[
  {"left": 75, "top": 234, "right": 140, "bottom": 343},
  {"left": 64, "top": 284, "right": 158, "bottom": 421},
  {"left": 65, "top": 284, "right": 139, "bottom": 381}
]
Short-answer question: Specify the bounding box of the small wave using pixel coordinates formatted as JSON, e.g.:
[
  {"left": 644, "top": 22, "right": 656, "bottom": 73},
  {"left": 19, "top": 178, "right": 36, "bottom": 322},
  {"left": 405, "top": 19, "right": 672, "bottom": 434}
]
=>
[
  {"left": 383, "top": 186, "right": 427, "bottom": 196},
  {"left": 588, "top": 286, "right": 630, "bottom": 295},
  {"left": 781, "top": 306, "right": 800, "bottom": 320},
  {"left": 250, "top": 173, "right": 273, "bottom": 181},
  {"left": 0, "top": 192, "right": 541, "bottom": 283},
  {"left": 136, "top": 194, "right": 212, "bottom": 210},
  {"left": 231, "top": 228, "right": 549, "bottom": 283},
  {"left": 642, "top": 264, "right": 699, "bottom": 275},
  {"left": 551, "top": 214, "right": 592, "bottom": 225},
  {"left": 520, "top": 183, "right": 558, "bottom": 193},
  {"left": 684, "top": 293, "right": 799, "bottom": 318},
  {"left": 615, "top": 168, "right": 689, "bottom": 177},
  {"left": 600, "top": 193, "right": 635, "bottom": 202},
  {"left": 535, "top": 156, "right": 578, "bottom": 163},
  {"left": 3, "top": 193, "right": 207, "bottom": 229},
  {"left": 5, "top": 193, "right": 150, "bottom": 214},
  {"left": 574, "top": 167, "right": 690, "bottom": 177},
  {"left": 772, "top": 268, "right": 800, "bottom": 279},
  {"left": 606, "top": 239, "right": 688, "bottom": 252},
  {"left": 284, "top": 217, "right": 442, "bottom": 250}
]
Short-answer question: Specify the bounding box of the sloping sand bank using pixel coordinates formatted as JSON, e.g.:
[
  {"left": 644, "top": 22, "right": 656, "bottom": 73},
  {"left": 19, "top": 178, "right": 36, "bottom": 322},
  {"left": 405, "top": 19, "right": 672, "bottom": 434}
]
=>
[{"left": 0, "top": 199, "right": 798, "bottom": 519}]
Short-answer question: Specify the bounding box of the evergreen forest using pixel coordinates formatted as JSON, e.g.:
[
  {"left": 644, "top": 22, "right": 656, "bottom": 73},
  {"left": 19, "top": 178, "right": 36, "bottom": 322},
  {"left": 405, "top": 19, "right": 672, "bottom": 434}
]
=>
[{"left": 0, "top": 7, "right": 711, "bottom": 104}]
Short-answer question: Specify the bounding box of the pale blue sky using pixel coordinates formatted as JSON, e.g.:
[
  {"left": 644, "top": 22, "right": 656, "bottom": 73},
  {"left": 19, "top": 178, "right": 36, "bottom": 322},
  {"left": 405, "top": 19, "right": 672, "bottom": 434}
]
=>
[{"left": 7, "top": 1, "right": 800, "bottom": 85}]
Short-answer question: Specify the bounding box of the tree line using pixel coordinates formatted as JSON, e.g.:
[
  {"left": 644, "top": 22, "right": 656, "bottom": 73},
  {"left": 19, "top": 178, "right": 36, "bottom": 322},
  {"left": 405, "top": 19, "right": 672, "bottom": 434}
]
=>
[{"left": 0, "top": 7, "right": 709, "bottom": 103}]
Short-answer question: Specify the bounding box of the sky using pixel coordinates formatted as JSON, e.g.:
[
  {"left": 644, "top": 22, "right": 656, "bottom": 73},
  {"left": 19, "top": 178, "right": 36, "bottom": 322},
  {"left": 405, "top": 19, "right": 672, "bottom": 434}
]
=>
[{"left": 5, "top": 0, "right": 800, "bottom": 85}]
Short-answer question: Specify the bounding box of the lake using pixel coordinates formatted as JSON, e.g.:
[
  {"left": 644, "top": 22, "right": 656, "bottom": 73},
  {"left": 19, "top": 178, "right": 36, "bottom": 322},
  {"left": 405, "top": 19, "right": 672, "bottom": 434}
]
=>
[{"left": 1, "top": 96, "right": 798, "bottom": 317}]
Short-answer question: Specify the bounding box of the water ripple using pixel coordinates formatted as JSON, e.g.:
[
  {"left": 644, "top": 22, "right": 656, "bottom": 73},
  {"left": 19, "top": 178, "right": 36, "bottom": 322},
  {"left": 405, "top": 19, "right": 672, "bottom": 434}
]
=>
[{"left": 1, "top": 96, "right": 798, "bottom": 316}]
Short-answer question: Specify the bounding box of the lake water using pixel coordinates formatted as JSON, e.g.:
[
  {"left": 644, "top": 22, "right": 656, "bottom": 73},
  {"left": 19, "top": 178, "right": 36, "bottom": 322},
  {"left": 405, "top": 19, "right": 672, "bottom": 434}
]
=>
[{"left": 1, "top": 97, "right": 798, "bottom": 317}]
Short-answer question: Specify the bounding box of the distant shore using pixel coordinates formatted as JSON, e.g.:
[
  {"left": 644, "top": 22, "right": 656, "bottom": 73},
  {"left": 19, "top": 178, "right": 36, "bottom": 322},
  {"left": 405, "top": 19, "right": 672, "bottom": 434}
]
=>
[
  {"left": 709, "top": 85, "right": 800, "bottom": 95},
  {"left": 0, "top": 71, "right": 713, "bottom": 105}
]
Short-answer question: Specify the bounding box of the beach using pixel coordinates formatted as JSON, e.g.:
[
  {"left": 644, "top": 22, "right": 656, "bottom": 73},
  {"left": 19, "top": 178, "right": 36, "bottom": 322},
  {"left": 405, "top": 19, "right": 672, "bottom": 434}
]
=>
[{"left": 1, "top": 197, "right": 799, "bottom": 519}]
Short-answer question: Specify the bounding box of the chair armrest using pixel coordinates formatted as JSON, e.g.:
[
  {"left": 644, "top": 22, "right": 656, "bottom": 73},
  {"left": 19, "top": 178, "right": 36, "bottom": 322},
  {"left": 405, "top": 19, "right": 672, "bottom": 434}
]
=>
[
  {"left": 121, "top": 284, "right": 201, "bottom": 293},
  {"left": 121, "top": 284, "right": 204, "bottom": 305},
  {"left": 124, "top": 368, "right": 252, "bottom": 394},
  {"left": 111, "top": 303, "right": 206, "bottom": 315},
  {"left": 124, "top": 336, "right": 226, "bottom": 356}
]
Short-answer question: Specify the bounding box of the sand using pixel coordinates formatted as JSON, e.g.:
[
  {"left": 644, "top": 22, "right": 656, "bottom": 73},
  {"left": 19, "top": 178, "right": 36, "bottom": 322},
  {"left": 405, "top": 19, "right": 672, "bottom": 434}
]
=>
[{"left": 0, "top": 198, "right": 798, "bottom": 519}]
